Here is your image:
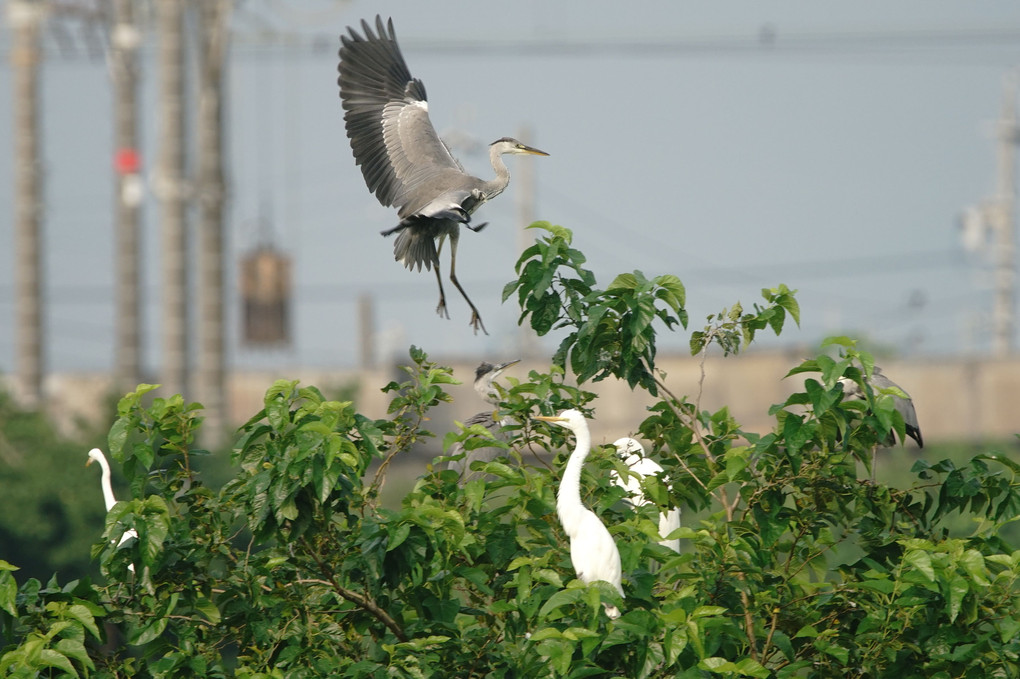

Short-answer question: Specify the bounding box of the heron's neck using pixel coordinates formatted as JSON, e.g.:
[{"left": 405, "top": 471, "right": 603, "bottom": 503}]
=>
[
  {"left": 557, "top": 425, "right": 591, "bottom": 537},
  {"left": 474, "top": 377, "right": 499, "bottom": 405},
  {"left": 482, "top": 146, "right": 512, "bottom": 200}
]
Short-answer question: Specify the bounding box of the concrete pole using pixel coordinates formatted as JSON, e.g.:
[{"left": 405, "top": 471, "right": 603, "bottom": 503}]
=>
[
  {"left": 196, "top": 0, "right": 231, "bottom": 443},
  {"left": 9, "top": 0, "right": 45, "bottom": 408},
  {"left": 992, "top": 74, "right": 1019, "bottom": 358},
  {"left": 358, "top": 293, "right": 375, "bottom": 369},
  {"left": 156, "top": 0, "right": 189, "bottom": 398},
  {"left": 110, "top": 0, "right": 143, "bottom": 392},
  {"left": 516, "top": 125, "right": 541, "bottom": 358}
]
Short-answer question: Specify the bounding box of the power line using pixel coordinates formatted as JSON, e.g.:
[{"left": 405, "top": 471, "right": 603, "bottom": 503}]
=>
[{"left": 4, "top": 24, "right": 1020, "bottom": 64}]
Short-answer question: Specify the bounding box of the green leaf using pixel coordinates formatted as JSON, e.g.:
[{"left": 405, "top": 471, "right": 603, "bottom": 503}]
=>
[
  {"left": 793, "top": 624, "right": 819, "bottom": 639},
  {"left": 130, "top": 613, "right": 169, "bottom": 646},
  {"left": 608, "top": 272, "right": 638, "bottom": 290},
  {"left": 387, "top": 523, "right": 412, "bottom": 552},
  {"left": 54, "top": 639, "right": 93, "bottom": 671},
  {"left": 945, "top": 574, "right": 969, "bottom": 623},
  {"left": 903, "top": 549, "right": 935, "bottom": 581},
  {"left": 526, "top": 627, "right": 564, "bottom": 642},
  {"left": 0, "top": 569, "right": 17, "bottom": 617},
  {"left": 65, "top": 604, "right": 100, "bottom": 640},
  {"left": 858, "top": 579, "right": 895, "bottom": 595},
  {"left": 37, "top": 648, "right": 78, "bottom": 677},
  {"left": 538, "top": 588, "right": 587, "bottom": 618},
  {"left": 821, "top": 336, "right": 856, "bottom": 349}
]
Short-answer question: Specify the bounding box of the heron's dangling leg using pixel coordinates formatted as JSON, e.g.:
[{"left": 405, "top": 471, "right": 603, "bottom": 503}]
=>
[
  {"left": 433, "top": 267, "right": 450, "bottom": 319},
  {"left": 447, "top": 229, "right": 488, "bottom": 335},
  {"left": 466, "top": 221, "right": 488, "bottom": 233},
  {"left": 433, "top": 234, "right": 449, "bottom": 319}
]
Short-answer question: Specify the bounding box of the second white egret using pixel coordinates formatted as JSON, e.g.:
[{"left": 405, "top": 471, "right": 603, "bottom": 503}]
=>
[{"left": 612, "top": 437, "right": 681, "bottom": 553}]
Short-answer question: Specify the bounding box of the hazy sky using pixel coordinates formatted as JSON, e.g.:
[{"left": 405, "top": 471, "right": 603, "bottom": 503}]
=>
[{"left": 2, "top": 1, "right": 1020, "bottom": 378}]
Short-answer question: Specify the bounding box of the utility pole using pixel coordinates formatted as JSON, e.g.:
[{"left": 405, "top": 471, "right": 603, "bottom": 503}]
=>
[
  {"left": 992, "top": 73, "right": 1018, "bottom": 357},
  {"left": 358, "top": 293, "right": 375, "bottom": 369},
  {"left": 9, "top": 0, "right": 46, "bottom": 408},
  {"left": 156, "top": 0, "right": 189, "bottom": 398},
  {"left": 110, "top": 0, "right": 143, "bottom": 392},
  {"left": 516, "top": 125, "right": 541, "bottom": 358},
  {"left": 196, "top": 0, "right": 231, "bottom": 443}
]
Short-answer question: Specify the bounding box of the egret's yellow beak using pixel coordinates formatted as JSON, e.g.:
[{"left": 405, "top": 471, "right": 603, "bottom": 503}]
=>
[{"left": 535, "top": 415, "right": 567, "bottom": 423}]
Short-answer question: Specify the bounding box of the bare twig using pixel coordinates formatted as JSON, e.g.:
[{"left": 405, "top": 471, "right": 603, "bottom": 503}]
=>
[
  {"left": 298, "top": 539, "right": 409, "bottom": 642},
  {"left": 295, "top": 578, "right": 408, "bottom": 642},
  {"left": 649, "top": 357, "right": 759, "bottom": 661}
]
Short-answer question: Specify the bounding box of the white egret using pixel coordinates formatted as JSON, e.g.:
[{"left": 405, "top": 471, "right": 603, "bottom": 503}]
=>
[
  {"left": 612, "top": 438, "right": 681, "bottom": 553},
  {"left": 536, "top": 409, "right": 624, "bottom": 619},
  {"left": 86, "top": 448, "right": 137, "bottom": 571},
  {"left": 447, "top": 360, "right": 520, "bottom": 482}
]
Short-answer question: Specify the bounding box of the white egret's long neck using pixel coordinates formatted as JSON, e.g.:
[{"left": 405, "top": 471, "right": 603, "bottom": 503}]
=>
[
  {"left": 481, "top": 146, "right": 512, "bottom": 201},
  {"left": 557, "top": 423, "right": 591, "bottom": 537},
  {"left": 96, "top": 456, "right": 117, "bottom": 512}
]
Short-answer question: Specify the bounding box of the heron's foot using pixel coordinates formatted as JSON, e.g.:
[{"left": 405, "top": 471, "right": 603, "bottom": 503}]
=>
[
  {"left": 469, "top": 311, "right": 489, "bottom": 336},
  {"left": 380, "top": 222, "right": 405, "bottom": 237},
  {"left": 436, "top": 297, "right": 450, "bottom": 320},
  {"left": 466, "top": 221, "right": 488, "bottom": 233}
]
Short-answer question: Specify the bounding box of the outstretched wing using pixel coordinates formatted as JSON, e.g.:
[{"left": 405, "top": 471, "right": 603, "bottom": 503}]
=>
[{"left": 338, "top": 16, "right": 466, "bottom": 218}]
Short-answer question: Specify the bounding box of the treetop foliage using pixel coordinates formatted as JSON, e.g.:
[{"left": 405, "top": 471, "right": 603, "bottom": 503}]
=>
[{"left": 1, "top": 224, "right": 1018, "bottom": 678}]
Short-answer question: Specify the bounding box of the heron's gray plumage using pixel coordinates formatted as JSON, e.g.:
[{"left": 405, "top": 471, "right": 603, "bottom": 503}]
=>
[
  {"left": 840, "top": 365, "right": 923, "bottom": 448},
  {"left": 337, "top": 16, "right": 548, "bottom": 334},
  {"left": 447, "top": 360, "right": 520, "bottom": 481}
]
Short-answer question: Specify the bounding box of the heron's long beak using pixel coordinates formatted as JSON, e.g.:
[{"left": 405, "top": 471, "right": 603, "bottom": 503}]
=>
[
  {"left": 520, "top": 144, "right": 549, "bottom": 156},
  {"left": 534, "top": 415, "right": 567, "bottom": 423},
  {"left": 85, "top": 458, "right": 95, "bottom": 467},
  {"left": 493, "top": 359, "right": 521, "bottom": 374}
]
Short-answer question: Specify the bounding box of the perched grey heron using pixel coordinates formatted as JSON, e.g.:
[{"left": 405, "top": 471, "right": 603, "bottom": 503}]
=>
[
  {"left": 839, "top": 366, "right": 922, "bottom": 448},
  {"left": 337, "top": 16, "right": 549, "bottom": 335},
  {"left": 838, "top": 365, "right": 922, "bottom": 482},
  {"left": 447, "top": 359, "right": 520, "bottom": 482},
  {"left": 536, "top": 410, "right": 624, "bottom": 619},
  {"left": 612, "top": 438, "right": 681, "bottom": 554}
]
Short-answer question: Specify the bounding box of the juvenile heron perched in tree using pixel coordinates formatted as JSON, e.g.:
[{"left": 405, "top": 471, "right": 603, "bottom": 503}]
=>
[
  {"left": 337, "top": 16, "right": 549, "bottom": 335},
  {"left": 536, "top": 409, "right": 624, "bottom": 619},
  {"left": 612, "top": 438, "right": 681, "bottom": 553},
  {"left": 447, "top": 359, "right": 520, "bottom": 482}
]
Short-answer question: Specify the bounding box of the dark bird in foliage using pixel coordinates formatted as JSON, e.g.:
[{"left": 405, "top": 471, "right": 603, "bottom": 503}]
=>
[
  {"left": 447, "top": 360, "right": 520, "bottom": 482},
  {"left": 839, "top": 365, "right": 922, "bottom": 482},
  {"left": 839, "top": 365, "right": 923, "bottom": 448},
  {"left": 337, "top": 16, "right": 548, "bottom": 335}
]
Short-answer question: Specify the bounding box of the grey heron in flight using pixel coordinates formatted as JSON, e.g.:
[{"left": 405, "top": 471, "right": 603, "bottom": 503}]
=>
[
  {"left": 337, "top": 16, "right": 549, "bottom": 335},
  {"left": 447, "top": 359, "right": 520, "bottom": 482}
]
